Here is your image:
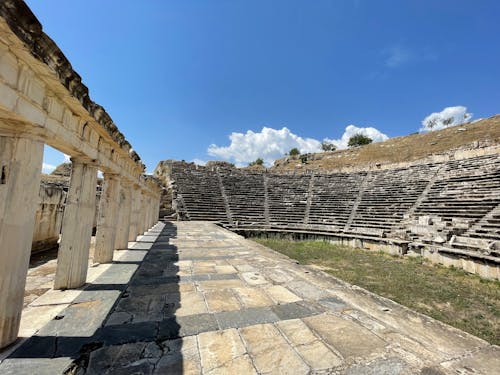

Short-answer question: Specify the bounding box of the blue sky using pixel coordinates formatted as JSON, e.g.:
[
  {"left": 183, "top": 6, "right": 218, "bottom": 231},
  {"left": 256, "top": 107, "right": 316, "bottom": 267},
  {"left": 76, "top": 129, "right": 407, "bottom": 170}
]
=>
[{"left": 26, "top": 0, "right": 500, "bottom": 171}]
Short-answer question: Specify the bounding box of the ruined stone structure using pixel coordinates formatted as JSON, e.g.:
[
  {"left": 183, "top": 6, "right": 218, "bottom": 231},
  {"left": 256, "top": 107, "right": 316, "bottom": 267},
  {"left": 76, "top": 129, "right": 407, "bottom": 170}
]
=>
[
  {"left": 31, "top": 178, "right": 66, "bottom": 253},
  {"left": 31, "top": 173, "right": 104, "bottom": 253},
  {"left": 160, "top": 146, "right": 500, "bottom": 280},
  {"left": 0, "top": 1, "right": 162, "bottom": 349}
]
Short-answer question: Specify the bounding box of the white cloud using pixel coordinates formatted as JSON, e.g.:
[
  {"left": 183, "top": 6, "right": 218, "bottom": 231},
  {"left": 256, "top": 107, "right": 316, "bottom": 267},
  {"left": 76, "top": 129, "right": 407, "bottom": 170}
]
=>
[
  {"left": 207, "top": 125, "right": 389, "bottom": 166},
  {"left": 420, "top": 106, "right": 473, "bottom": 132},
  {"left": 192, "top": 158, "right": 207, "bottom": 166},
  {"left": 42, "top": 162, "right": 56, "bottom": 174},
  {"left": 63, "top": 153, "right": 71, "bottom": 162},
  {"left": 385, "top": 46, "right": 413, "bottom": 68},
  {"left": 208, "top": 127, "right": 322, "bottom": 167},
  {"left": 324, "top": 125, "right": 389, "bottom": 149}
]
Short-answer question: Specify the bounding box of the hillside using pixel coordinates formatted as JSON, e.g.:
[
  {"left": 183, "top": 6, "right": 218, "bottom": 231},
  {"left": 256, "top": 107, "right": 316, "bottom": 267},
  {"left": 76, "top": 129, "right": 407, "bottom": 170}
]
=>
[{"left": 272, "top": 115, "right": 500, "bottom": 171}]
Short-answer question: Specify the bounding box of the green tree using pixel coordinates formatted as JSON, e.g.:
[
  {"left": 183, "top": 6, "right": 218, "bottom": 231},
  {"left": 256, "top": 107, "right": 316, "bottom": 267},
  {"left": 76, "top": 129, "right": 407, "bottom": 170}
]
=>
[
  {"left": 249, "top": 158, "right": 264, "bottom": 166},
  {"left": 289, "top": 148, "right": 300, "bottom": 157},
  {"left": 321, "top": 141, "right": 336, "bottom": 152},
  {"left": 348, "top": 134, "right": 372, "bottom": 147}
]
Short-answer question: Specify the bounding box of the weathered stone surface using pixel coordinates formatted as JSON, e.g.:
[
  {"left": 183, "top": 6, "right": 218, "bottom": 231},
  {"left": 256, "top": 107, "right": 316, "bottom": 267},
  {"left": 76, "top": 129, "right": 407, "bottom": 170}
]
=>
[
  {"left": 233, "top": 287, "right": 273, "bottom": 308},
  {"left": 240, "top": 323, "right": 309, "bottom": 374},
  {"left": 263, "top": 285, "right": 302, "bottom": 304},
  {"left": 205, "top": 290, "right": 241, "bottom": 312},
  {"left": 86, "top": 342, "right": 157, "bottom": 375},
  {"left": 271, "top": 301, "right": 320, "bottom": 320},
  {"left": 3, "top": 221, "right": 499, "bottom": 374},
  {"left": 345, "top": 357, "right": 408, "bottom": 375},
  {"left": 304, "top": 313, "right": 388, "bottom": 360},
  {"left": 198, "top": 329, "right": 251, "bottom": 373},
  {"left": 214, "top": 307, "right": 280, "bottom": 330}
]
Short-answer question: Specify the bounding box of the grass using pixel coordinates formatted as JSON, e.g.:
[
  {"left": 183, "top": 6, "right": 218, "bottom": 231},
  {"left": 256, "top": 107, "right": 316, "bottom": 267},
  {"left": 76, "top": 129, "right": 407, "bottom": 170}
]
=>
[{"left": 254, "top": 238, "right": 500, "bottom": 345}]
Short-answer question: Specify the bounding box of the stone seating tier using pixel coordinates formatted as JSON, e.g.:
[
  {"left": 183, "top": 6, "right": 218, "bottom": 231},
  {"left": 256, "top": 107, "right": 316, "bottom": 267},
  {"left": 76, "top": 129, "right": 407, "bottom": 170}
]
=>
[{"left": 168, "top": 153, "right": 500, "bottom": 261}]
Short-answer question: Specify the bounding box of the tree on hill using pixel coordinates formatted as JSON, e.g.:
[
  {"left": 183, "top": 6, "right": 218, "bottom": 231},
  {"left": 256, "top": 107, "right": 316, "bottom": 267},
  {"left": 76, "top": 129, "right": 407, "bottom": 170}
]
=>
[
  {"left": 321, "top": 141, "right": 336, "bottom": 152},
  {"left": 289, "top": 148, "right": 300, "bottom": 157},
  {"left": 348, "top": 134, "right": 372, "bottom": 147},
  {"left": 249, "top": 158, "right": 264, "bottom": 166}
]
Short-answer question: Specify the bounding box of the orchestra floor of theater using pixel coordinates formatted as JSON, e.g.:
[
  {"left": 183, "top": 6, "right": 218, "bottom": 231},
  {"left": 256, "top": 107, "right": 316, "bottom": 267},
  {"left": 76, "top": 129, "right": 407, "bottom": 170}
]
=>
[{"left": 0, "top": 221, "right": 498, "bottom": 375}]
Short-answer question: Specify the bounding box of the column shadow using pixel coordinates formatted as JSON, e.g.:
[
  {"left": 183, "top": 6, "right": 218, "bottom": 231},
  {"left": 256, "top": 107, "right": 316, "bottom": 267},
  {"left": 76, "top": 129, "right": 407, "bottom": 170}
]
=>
[{"left": 1, "top": 221, "right": 184, "bottom": 374}]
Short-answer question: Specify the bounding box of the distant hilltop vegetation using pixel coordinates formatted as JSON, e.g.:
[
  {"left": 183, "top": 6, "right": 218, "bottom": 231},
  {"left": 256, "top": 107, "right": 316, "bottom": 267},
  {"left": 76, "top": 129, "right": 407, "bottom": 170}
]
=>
[{"left": 272, "top": 115, "right": 500, "bottom": 171}]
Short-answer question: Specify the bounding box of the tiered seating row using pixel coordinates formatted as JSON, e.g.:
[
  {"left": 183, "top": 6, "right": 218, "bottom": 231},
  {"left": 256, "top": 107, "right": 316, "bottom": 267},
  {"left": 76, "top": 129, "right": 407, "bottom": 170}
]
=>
[{"left": 168, "top": 154, "right": 500, "bottom": 260}]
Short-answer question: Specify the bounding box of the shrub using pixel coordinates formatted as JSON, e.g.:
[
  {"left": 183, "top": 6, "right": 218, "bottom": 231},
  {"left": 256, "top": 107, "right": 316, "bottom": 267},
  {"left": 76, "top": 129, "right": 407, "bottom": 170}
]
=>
[
  {"left": 321, "top": 142, "right": 336, "bottom": 152},
  {"left": 249, "top": 158, "right": 264, "bottom": 166},
  {"left": 289, "top": 148, "right": 300, "bottom": 157},
  {"left": 348, "top": 134, "right": 372, "bottom": 147}
]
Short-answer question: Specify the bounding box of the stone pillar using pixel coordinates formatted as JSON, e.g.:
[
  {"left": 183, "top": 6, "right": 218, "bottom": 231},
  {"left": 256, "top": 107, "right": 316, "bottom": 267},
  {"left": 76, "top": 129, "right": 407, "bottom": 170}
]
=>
[
  {"left": 148, "top": 196, "right": 154, "bottom": 228},
  {"left": 141, "top": 192, "right": 148, "bottom": 233},
  {"left": 94, "top": 173, "right": 120, "bottom": 264},
  {"left": 0, "top": 136, "right": 44, "bottom": 349},
  {"left": 137, "top": 192, "right": 145, "bottom": 235},
  {"left": 54, "top": 159, "right": 97, "bottom": 290},
  {"left": 128, "top": 186, "right": 140, "bottom": 241},
  {"left": 152, "top": 195, "right": 159, "bottom": 223},
  {"left": 115, "top": 181, "right": 132, "bottom": 249}
]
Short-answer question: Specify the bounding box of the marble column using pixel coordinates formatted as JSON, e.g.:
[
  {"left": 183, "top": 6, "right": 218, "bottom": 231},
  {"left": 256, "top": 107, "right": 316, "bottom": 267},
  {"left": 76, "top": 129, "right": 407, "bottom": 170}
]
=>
[
  {"left": 128, "top": 186, "right": 140, "bottom": 242},
  {"left": 0, "top": 136, "right": 44, "bottom": 349},
  {"left": 94, "top": 173, "right": 120, "bottom": 264},
  {"left": 114, "top": 181, "right": 132, "bottom": 249},
  {"left": 54, "top": 158, "right": 97, "bottom": 290}
]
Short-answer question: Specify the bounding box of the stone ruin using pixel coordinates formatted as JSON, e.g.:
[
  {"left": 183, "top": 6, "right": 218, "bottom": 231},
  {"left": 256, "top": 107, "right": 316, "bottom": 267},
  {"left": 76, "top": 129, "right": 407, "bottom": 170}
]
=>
[
  {"left": 0, "top": 0, "right": 162, "bottom": 349},
  {"left": 157, "top": 146, "right": 500, "bottom": 280},
  {"left": 0, "top": 1, "right": 499, "bottom": 372}
]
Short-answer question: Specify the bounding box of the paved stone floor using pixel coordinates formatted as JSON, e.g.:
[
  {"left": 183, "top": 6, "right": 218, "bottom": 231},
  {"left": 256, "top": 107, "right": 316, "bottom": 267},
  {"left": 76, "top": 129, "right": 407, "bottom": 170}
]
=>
[{"left": 0, "top": 221, "right": 498, "bottom": 374}]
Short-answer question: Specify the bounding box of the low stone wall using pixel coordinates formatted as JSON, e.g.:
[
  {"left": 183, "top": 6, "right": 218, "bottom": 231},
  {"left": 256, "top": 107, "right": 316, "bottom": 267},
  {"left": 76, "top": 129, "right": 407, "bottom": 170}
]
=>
[
  {"left": 235, "top": 228, "right": 500, "bottom": 280},
  {"left": 31, "top": 182, "right": 66, "bottom": 253}
]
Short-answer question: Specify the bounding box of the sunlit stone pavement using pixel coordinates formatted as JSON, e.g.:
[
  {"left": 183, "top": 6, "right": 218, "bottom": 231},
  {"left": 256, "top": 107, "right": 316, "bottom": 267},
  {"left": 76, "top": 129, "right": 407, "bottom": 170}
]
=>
[{"left": 0, "top": 221, "right": 498, "bottom": 374}]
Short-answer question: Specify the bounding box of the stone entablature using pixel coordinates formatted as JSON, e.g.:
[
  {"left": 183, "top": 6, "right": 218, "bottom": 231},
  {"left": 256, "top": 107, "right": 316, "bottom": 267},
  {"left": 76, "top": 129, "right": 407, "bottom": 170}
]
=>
[
  {"left": 0, "top": 0, "right": 141, "bottom": 163},
  {"left": 0, "top": 3, "right": 147, "bottom": 184}
]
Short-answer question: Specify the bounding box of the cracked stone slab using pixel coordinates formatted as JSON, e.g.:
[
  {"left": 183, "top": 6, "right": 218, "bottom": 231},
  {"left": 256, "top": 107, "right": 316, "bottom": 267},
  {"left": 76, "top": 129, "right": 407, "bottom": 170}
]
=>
[
  {"left": 214, "top": 306, "right": 280, "bottom": 330},
  {"left": 304, "top": 313, "right": 388, "bottom": 360},
  {"left": 159, "top": 314, "right": 219, "bottom": 339},
  {"left": 271, "top": 301, "right": 321, "bottom": 320},
  {"left": 198, "top": 329, "right": 256, "bottom": 374},
  {"left": 97, "top": 321, "right": 158, "bottom": 346},
  {"left": 318, "top": 296, "right": 349, "bottom": 312},
  {"left": 86, "top": 342, "right": 158, "bottom": 375},
  {"left": 0, "top": 357, "right": 74, "bottom": 375}
]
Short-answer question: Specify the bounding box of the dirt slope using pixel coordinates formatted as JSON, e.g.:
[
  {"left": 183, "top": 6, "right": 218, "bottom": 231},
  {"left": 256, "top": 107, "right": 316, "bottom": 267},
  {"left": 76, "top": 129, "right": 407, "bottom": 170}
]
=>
[{"left": 272, "top": 115, "right": 500, "bottom": 171}]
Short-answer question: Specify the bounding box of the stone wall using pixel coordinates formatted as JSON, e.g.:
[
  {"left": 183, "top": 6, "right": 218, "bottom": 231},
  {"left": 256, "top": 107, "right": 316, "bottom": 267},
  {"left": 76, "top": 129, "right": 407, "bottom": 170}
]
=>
[
  {"left": 31, "top": 177, "right": 102, "bottom": 253},
  {"left": 31, "top": 180, "right": 66, "bottom": 253}
]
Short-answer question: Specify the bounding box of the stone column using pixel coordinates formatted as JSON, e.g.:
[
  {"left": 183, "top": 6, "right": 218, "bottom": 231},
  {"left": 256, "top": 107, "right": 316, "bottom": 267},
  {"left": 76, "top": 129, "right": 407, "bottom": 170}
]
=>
[
  {"left": 54, "top": 158, "right": 97, "bottom": 290},
  {"left": 94, "top": 173, "right": 120, "bottom": 264},
  {"left": 152, "top": 195, "right": 159, "bottom": 224},
  {"left": 141, "top": 192, "right": 148, "bottom": 233},
  {"left": 0, "top": 136, "right": 44, "bottom": 349},
  {"left": 148, "top": 196, "right": 154, "bottom": 228},
  {"left": 137, "top": 192, "right": 145, "bottom": 235},
  {"left": 128, "top": 186, "right": 140, "bottom": 241},
  {"left": 115, "top": 181, "right": 132, "bottom": 249}
]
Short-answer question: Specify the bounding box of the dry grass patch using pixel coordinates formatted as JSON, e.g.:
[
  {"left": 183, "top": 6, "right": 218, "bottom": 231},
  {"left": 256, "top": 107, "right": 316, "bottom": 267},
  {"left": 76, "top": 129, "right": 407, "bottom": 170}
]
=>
[
  {"left": 254, "top": 238, "right": 500, "bottom": 345},
  {"left": 273, "top": 115, "right": 500, "bottom": 171}
]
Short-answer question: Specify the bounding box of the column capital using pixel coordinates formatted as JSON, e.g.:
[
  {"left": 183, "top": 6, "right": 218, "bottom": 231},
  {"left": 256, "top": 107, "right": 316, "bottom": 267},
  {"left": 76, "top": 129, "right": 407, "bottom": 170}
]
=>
[{"left": 70, "top": 156, "right": 98, "bottom": 167}]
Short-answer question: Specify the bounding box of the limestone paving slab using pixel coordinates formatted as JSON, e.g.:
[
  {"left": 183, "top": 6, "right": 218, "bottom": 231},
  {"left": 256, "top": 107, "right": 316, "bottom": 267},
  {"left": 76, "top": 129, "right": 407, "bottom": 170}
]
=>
[{"left": 2, "top": 220, "right": 499, "bottom": 374}]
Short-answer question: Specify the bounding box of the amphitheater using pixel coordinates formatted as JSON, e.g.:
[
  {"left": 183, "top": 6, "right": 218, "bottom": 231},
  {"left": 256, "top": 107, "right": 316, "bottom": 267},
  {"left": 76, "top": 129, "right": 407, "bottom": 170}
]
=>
[{"left": 0, "top": 1, "right": 499, "bottom": 374}]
